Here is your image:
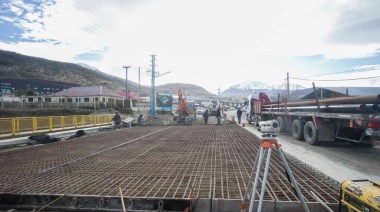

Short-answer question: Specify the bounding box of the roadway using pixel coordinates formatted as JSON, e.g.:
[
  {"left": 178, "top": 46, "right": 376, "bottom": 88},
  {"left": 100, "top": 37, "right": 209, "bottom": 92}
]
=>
[{"left": 226, "top": 110, "right": 380, "bottom": 184}]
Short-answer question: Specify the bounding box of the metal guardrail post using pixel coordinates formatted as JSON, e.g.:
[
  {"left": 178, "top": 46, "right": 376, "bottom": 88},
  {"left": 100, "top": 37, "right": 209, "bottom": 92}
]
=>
[
  {"left": 49, "top": 116, "right": 53, "bottom": 132},
  {"left": 11, "top": 118, "right": 16, "bottom": 137},
  {"left": 32, "top": 117, "right": 37, "bottom": 133},
  {"left": 61, "top": 116, "right": 65, "bottom": 129},
  {"left": 82, "top": 115, "right": 85, "bottom": 126},
  {"left": 73, "top": 116, "right": 77, "bottom": 128},
  {"left": 16, "top": 117, "right": 20, "bottom": 134}
]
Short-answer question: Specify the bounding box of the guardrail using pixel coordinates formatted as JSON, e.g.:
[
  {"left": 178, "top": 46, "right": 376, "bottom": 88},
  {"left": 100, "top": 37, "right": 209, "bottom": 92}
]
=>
[{"left": 0, "top": 114, "right": 113, "bottom": 139}]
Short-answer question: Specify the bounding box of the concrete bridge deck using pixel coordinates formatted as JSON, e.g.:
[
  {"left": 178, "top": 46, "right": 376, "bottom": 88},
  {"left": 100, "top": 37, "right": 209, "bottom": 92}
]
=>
[{"left": 0, "top": 125, "right": 340, "bottom": 211}]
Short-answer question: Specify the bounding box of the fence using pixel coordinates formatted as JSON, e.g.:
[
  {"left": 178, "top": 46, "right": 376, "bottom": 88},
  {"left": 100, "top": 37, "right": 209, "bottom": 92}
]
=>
[{"left": 0, "top": 114, "right": 113, "bottom": 139}]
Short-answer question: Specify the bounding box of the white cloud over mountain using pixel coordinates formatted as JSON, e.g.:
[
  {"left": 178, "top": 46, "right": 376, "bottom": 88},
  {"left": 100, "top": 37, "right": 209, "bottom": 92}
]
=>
[{"left": 0, "top": 0, "right": 380, "bottom": 94}]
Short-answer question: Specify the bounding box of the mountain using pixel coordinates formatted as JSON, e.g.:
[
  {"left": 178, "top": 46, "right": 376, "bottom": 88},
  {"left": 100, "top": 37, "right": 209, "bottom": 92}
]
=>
[
  {"left": 0, "top": 49, "right": 149, "bottom": 92},
  {"left": 156, "top": 83, "right": 213, "bottom": 98},
  {"left": 230, "top": 81, "right": 273, "bottom": 90},
  {"left": 1, "top": 50, "right": 307, "bottom": 100},
  {"left": 0, "top": 50, "right": 213, "bottom": 97},
  {"left": 221, "top": 81, "right": 306, "bottom": 100}
]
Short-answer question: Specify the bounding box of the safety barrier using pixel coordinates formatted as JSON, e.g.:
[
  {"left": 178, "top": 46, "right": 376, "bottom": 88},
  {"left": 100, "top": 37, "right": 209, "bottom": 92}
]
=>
[{"left": 0, "top": 114, "right": 113, "bottom": 139}]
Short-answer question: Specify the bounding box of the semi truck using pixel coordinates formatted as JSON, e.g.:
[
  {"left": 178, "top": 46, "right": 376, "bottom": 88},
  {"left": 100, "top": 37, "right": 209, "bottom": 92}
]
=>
[{"left": 246, "top": 93, "right": 380, "bottom": 146}]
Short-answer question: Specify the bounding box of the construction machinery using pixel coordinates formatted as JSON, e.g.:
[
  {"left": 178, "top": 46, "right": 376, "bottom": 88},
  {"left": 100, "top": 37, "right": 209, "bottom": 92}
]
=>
[
  {"left": 246, "top": 92, "right": 272, "bottom": 124},
  {"left": 176, "top": 89, "right": 191, "bottom": 124},
  {"left": 208, "top": 99, "right": 220, "bottom": 116},
  {"left": 339, "top": 179, "right": 380, "bottom": 212},
  {"left": 246, "top": 92, "right": 380, "bottom": 146}
]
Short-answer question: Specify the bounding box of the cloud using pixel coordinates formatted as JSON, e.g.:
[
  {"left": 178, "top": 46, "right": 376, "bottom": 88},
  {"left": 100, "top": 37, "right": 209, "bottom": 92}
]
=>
[
  {"left": 1, "top": 0, "right": 380, "bottom": 93},
  {"left": 74, "top": 48, "right": 108, "bottom": 61},
  {"left": 326, "top": 0, "right": 380, "bottom": 45},
  {"left": 0, "top": 16, "right": 14, "bottom": 23}
]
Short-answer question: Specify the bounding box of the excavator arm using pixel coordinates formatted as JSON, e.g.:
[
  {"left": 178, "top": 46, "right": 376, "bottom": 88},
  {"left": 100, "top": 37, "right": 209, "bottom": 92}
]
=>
[{"left": 177, "top": 90, "right": 188, "bottom": 114}]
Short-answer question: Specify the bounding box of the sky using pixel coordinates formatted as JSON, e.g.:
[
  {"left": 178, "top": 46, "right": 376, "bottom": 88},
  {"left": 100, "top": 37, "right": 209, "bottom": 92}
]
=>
[{"left": 0, "top": 0, "right": 380, "bottom": 94}]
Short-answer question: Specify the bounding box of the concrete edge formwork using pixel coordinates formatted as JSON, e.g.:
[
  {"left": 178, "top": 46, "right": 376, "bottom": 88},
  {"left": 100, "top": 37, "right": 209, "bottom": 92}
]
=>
[{"left": 0, "top": 193, "right": 342, "bottom": 212}]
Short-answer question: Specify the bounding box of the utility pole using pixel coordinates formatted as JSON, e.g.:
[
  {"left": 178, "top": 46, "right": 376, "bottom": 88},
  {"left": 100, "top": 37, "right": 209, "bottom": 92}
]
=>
[
  {"left": 147, "top": 55, "right": 171, "bottom": 116},
  {"left": 138, "top": 67, "right": 141, "bottom": 112},
  {"left": 287, "top": 72, "right": 290, "bottom": 102},
  {"left": 150, "top": 55, "right": 156, "bottom": 116},
  {"left": 123, "top": 65, "right": 131, "bottom": 107}
]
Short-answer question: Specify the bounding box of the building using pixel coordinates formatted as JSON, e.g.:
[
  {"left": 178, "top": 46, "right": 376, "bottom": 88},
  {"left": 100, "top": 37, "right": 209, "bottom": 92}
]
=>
[
  {"left": 0, "top": 79, "right": 79, "bottom": 95},
  {"left": 115, "top": 91, "right": 141, "bottom": 101},
  {"left": 48, "top": 86, "right": 122, "bottom": 107}
]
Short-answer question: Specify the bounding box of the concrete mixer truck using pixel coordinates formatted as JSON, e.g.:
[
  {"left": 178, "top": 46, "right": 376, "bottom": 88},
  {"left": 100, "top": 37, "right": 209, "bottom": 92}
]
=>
[{"left": 208, "top": 99, "right": 220, "bottom": 116}]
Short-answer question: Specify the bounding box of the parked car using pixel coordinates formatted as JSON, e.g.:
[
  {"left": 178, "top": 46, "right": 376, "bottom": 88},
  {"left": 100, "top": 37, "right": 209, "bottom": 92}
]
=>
[{"left": 196, "top": 107, "right": 206, "bottom": 114}]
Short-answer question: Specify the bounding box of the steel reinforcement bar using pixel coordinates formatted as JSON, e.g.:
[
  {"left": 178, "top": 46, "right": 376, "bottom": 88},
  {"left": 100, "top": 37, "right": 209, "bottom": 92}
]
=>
[{"left": 0, "top": 125, "right": 340, "bottom": 211}]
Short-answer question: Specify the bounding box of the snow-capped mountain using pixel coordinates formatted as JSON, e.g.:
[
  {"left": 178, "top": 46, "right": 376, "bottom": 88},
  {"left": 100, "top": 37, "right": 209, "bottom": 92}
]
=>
[
  {"left": 231, "top": 81, "right": 273, "bottom": 90},
  {"left": 221, "top": 81, "right": 306, "bottom": 99}
]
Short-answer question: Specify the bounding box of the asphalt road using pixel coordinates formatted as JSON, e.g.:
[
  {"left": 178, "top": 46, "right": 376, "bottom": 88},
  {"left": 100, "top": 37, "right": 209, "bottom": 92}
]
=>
[{"left": 227, "top": 110, "right": 380, "bottom": 184}]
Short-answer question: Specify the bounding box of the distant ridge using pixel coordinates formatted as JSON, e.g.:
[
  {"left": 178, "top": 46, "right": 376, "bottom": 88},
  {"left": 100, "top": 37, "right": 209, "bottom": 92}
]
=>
[
  {"left": 0, "top": 50, "right": 213, "bottom": 97},
  {"left": 221, "top": 81, "right": 306, "bottom": 99}
]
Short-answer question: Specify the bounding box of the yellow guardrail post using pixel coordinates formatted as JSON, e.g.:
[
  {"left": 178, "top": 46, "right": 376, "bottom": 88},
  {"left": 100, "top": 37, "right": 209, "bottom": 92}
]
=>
[
  {"left": 11, "top": 118, "right": 16, "bottom": 137},
  {"left": 82, "top": 115, "right": 85, "bottom": 126},
  {"left": 48, "top": 116, "right": 53, "bottom": 132},
  {"left": 73, "top": 116, "right": 77, "bottom": 128},
  {"left": 32, "top": 117, "right": 37, "bottom": 133},
  {"left": 61, "top": 116, "right": 65, "bottom": 129},
  {"left": 16, "top": 117, "right": 20, "bottom": 134}
]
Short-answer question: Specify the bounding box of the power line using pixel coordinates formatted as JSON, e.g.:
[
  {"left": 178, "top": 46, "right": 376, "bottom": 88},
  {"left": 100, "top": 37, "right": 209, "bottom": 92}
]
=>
[
  {"left": 68, "top": 1, "right": 114, "bottom": 35},
  {"left": 290, "top": 76, "right": 380, "bottom": 81},
  {"left": 40, "top": 1, "right": 106, "bottom": 39},
  {"left": 59, "top": 1, "right": 111, "bottom": 37},
  {"left": 72, "top": 0, "right": 121, "bottom": 34},
  {"left": 292, "top": 68, "right": 378, "bottom": 79}
]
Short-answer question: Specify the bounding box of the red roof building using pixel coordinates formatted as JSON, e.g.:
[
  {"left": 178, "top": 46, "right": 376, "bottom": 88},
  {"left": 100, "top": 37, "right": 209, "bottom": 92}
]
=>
[
  {"left": 116, "top": 91, "right": 141, "bottom": 101},
  {"left": 47, "top": 86, "right": 123, "bottom": 107}
]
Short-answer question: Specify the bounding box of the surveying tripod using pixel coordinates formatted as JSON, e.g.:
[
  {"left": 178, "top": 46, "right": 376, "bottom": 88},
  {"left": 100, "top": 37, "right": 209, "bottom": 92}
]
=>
[{"left": 240, "top": 134, "right": 310, "bottom": 212}]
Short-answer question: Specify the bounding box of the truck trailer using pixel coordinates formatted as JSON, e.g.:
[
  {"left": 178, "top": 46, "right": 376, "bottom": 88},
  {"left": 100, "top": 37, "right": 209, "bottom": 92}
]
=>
[{"left": 246, "top": 93, "right": 380, "bottom": 146}]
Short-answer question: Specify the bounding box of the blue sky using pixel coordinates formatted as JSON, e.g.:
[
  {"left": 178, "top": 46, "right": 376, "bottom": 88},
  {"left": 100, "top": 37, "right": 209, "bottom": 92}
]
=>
[{"left": 0, "top": 0, "right": 379, "bottom": 93}]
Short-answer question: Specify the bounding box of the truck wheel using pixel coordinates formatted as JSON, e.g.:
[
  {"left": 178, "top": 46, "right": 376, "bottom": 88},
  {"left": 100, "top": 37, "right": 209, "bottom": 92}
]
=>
[
  {"left": 304, "top": 121, "right": 320, "bottom": 145},
  {"left": 247, "top": 114, "right": 251, "bottom": 124},
  {"left": 277, "top": 116, "right": 286, "bottom": 133},
  {"left": 292, "top": 119, "right": 305, "bottom": 140}
]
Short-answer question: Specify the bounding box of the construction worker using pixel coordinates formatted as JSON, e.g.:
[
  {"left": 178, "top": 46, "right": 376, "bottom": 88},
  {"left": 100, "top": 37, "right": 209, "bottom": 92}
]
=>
[
  {"left": 137, "top": 114, "right": 143, "bottom": 126},
  {"left": 203, "top": 109, "right": 209, "bottom": 124},
  {"left": 216, "top": 108, "right": 221, "bottom": 125},
  {"left": 237, "top": 108, "right": 242, "bottom": 124},
  {"left": 113, "top": 111, "right": 121, "bottom": 129}
]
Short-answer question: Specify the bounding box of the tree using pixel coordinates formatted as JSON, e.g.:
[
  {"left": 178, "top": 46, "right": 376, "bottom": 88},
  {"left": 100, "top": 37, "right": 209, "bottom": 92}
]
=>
[
  {"left": 26, "top": 89, "right": 35, "bottom": 96},
  {"left": 15, "top": 88, "right": 26, "bottom": 96}
]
